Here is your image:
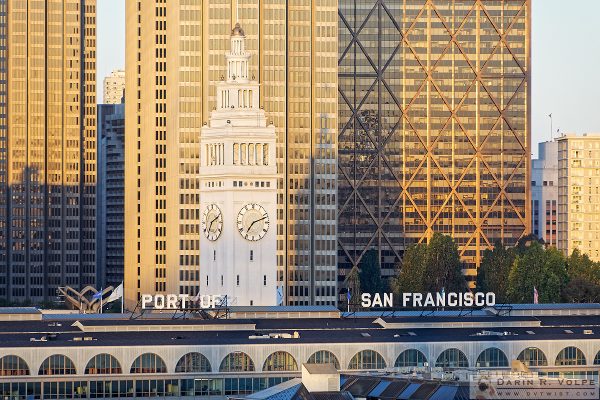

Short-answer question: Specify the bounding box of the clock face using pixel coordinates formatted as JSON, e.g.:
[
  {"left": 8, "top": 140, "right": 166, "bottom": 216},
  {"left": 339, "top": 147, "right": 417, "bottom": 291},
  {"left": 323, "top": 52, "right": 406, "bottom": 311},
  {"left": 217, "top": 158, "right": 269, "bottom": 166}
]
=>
[
  {"left": 202, "top": 204, "right": 223, "bottom": 241},
  {"left": 237, "top": 203, "right": 270, "bottom": 241}
]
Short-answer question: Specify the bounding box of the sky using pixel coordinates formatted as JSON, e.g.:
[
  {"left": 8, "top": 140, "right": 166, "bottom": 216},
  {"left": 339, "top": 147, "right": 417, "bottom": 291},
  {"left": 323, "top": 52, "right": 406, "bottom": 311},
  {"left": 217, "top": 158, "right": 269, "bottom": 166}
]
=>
[{"left": 96, "top": 0, "right": 600, "bottom": 157}]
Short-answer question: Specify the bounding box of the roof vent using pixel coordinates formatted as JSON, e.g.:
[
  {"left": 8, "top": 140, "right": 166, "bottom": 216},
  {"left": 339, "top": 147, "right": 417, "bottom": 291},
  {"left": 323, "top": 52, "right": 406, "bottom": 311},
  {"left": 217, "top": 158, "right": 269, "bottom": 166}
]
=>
[
  {"left": 360, "top": 332, "right": 371, "bottom": 338},
  {"left": 526, "top": 330, "right": 535, "bottom": 335},
  {"left": 564, "top": 329, "right": 574, "bottom": 334}
]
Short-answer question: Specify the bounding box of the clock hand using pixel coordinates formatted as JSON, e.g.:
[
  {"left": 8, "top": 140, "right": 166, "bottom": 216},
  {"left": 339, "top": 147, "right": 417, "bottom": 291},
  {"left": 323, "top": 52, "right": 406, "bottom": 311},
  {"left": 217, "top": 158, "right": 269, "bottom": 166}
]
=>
[
  {"left": 209, "top": 215, "right": 219, "bottom": 231},
  {"left": 247, "top": 216, "right": 267, "bottom": 232}
]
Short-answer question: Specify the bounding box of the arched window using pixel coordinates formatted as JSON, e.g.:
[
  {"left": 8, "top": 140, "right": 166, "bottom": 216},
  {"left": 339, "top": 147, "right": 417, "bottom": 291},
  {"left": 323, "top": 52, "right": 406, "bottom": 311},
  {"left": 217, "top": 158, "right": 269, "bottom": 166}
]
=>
[
  {"left": 395, "top": 349, "right": 427, "bottom": 368},
  {"left": 476, "top": 348, "right": 509, "bottom": 368},
  {"left": 233, "top": 143, "right": 240, "bottom": 165},
  {"left": 219, "top": 352, "right": 255, "bottom": 372},
  {"left": 307, "top": 350, "right": 340, "bottom": 369},
  {"left": 435, "top": 349, "right": 468, "bottom": 369},
  {"left": 263, "top": 144, "right": 269, "bottom": 166},
  {"left": 249, "top": 143, "right": 255, "bottom": 165},
  {"left": 255, "top": 144, "right": 263, "bottom": 165},
  {"left": 0, "top": 355, "right": 30, "bottom": 376},
  {"left": 348, "top": 350, "right": 386, "bottom": 370},
  {"left": 263, "top": 351, "right": 298, "bottom": 372},
  {"left": 241, "top": 143, "right": 247, "bottom": 165},
  {"left": 39, "top": 355, "right": 76, "bottom": 375},
  {"left": 85, "top": 354, "right": 122, "bottom": 374},
  {"left": 555, "top": 346, "right": 586, "bottom": 366},
  {"left": 175, "top": 352, "right": 212, "bottom": 373},
  {"left": 594, "top": 351, "right": 600, "bottom": 365},
  {"left": 130, "top": 353, "right": 167, "bottom": 374},
  {"left": 517, "top": 347, "right": 548, "bottom": 367}
]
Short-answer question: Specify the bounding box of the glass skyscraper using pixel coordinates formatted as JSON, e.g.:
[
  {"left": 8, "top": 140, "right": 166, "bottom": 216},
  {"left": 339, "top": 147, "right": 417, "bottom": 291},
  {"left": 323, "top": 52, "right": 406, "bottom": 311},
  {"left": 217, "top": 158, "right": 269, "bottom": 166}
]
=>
[
  {"left": 0, "top": 0, "right": 97, "bottom": 302},
  {"left": 338, "top": 0, "right": 530, "bottom": 290}
]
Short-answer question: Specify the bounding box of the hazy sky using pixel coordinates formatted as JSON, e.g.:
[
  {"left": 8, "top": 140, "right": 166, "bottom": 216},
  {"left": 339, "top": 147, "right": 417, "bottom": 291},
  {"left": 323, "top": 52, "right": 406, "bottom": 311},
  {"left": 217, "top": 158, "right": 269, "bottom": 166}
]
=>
[{"left": 96, "top": 0, "right": 600, "bottom": 157}]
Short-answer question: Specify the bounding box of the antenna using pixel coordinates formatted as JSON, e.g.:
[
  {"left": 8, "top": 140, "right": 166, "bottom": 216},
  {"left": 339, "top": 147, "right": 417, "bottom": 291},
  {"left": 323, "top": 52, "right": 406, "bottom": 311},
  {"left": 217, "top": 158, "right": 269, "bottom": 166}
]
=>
[{"left": 548, "top": 113, "right": 553, "bottom": 141}]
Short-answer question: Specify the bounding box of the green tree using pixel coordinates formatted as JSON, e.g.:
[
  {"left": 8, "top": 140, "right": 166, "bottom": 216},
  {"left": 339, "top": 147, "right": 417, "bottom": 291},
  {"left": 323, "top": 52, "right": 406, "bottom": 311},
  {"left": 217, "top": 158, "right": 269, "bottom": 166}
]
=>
[
  {"left": 476, "top": 241, "right": 514, "bottom": 302},
  {"left": 423, "top": 233, "right": 467, "bottom": 292},
  {"left": 359, "top": 249, "right": 384, "bottom": 295},
  {"left": 391, "top": 234, "right": 467, "bottom": 300},
  {"left": 507, "top": 242, "right": 567, "bottom": 303},
  {"left": 345, "top": 265, "right": 361, "bottom": 309},
  {"left": 562, "top": 277, "right": 600, "bottom": 303},
  {"left": 391, "top": 243, "right": 428, "bottom": 297},
  {"left": 566, "top": 249, "right": 600, "bottom": 285}
]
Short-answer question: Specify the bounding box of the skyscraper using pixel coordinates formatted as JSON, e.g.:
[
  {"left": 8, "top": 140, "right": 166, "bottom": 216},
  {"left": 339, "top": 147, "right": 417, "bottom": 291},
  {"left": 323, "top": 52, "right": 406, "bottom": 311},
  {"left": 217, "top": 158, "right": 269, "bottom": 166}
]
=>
[
  {"left": 103, "top": 70, "right": 125, "bottom": 105},
  {"left": 338, "top": 0, "right": 530, "bottom": 291},
  {"left": 0, "top": 0, "right": 97, "bottom": 302},
  {"left": 124, "top": 1, "right": 337, "bottom": 308},
  {"left": 558, "top": 134, "right": 600, "bottom": 261},
  {"left": 97, "top": 103, "right": 125, "bottom": 289},
  {"left": 531, "top": 141, "right": 558, "bottom": 246}
]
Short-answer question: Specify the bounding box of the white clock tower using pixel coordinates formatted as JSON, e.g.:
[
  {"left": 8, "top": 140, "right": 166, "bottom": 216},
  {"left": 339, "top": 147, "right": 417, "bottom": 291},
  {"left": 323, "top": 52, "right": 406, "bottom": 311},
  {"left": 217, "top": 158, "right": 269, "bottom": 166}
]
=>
[{"left": 199, "top": 23, "right": 279, "bottom": 306}]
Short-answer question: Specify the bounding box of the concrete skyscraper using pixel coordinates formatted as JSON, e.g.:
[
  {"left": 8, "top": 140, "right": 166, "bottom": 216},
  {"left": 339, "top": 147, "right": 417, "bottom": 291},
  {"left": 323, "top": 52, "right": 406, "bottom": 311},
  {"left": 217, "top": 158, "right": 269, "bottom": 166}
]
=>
[
  {"left": 103, "top": 70, "right": 125, "bottom": 105},
  {"left": 0, "top": 0, "right": 97, "bottom": 302},
  {"left": 338, "top": 0, "right": 531, "bottom": 291},
  {"left": 124, "top": 1, "right": 337, "bottom": 308},
  {"left": 558, "top": 134, "right": 600, "bottom": 261}
]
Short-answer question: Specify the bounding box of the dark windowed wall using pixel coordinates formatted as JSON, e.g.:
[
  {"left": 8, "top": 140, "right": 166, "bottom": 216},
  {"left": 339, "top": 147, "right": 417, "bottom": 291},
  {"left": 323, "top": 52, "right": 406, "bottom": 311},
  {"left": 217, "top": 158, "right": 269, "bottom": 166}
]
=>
[
  {"left": 337, "top": 0, "right": 531, "bottom": 295},
  {"left": 0, "top": 376, "right": 294, "bottom": 399},
  {"left": 97, "top": 104, "right": 125, "bottom": 289}
]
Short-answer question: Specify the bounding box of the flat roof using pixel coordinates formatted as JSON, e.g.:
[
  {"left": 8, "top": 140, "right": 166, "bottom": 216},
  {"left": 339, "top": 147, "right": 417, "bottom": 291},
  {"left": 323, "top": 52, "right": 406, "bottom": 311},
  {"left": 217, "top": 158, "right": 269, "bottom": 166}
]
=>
[
  {"left": 1, "top": 305, "right": 600, "bottom": 349},
  {"left": 1, "top": 320, "right": 598, "bottom": 348},
  {"left": 0, "top": 307, "right": 40, "bottom": 314}
]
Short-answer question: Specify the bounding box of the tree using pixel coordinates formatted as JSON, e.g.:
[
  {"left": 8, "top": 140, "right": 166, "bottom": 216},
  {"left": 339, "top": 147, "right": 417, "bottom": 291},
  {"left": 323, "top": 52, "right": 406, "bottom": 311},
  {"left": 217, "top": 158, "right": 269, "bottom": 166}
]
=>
[
  {"left": 562, "top": 277, "right": 600, "bottom": 303},
  {"left": 391, "top": 234, "right": 467, "bottom": 301},
  {"left": 566, "top": 249, "right": 600, "bottom": 285},
  {"left": 391, "top": 243, "right": 428, "bottom": 297},
  {"left": 359, "top": 249, "right": 384, "bottom": 295},
  {"left": 423, "top": 233, "right": 467, "bottom": 293},
  {"left": 345, "top": 265, "right": 361, "bottom": 309},
  {"left": 476, "top": 241, "right": 514, "bottom": 302},
  {"left": 507, "top": 242, "right": 567, "bottom": 303}
]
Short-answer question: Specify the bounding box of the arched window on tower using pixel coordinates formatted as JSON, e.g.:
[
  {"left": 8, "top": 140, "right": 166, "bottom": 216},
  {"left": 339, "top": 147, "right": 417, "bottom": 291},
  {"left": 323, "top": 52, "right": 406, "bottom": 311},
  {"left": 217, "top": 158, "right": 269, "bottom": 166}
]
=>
[
  {"left": 241, "top": 143, "right": 247, "bottom": 165},
  {"left": 249, "top": 143, "right": 255, "bottom": 165},
  {"left": 263, "top": 144, "right": 269, "bottom": 166},
  {"left": 233, "top": 143, "right": 239, "bottom": 165}
]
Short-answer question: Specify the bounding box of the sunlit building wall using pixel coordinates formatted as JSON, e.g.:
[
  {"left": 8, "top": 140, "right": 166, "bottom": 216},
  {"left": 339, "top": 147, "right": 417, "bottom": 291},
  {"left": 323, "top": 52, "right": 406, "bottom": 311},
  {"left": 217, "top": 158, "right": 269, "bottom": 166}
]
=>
[
  {"left": 103, "top": 70, "right": 125, "bottom": 105},
  {"left": 337, "top": 0, "right": 531, "bottom": 291},
  {"left": 558, "top": 134, "right": 600, "bottom": 261},
  {"left": 124, "top": 1, "right": 338, "bottom": 308},
  {"left": 0, "top": 0, "right": 97, "bottom": 302}
]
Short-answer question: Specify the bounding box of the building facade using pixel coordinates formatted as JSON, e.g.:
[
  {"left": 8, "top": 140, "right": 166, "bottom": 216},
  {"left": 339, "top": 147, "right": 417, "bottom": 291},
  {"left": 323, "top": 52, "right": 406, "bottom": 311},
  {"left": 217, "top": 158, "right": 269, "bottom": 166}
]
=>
[
  {"left": 199, "top": 26, "right": 278, "bottom": 306},
  {"left": 558, "top": 134, "right": 600, "bottom": 261},
  {"left": 0, "top": 0, "right": 97, "bottom": 303},
  {"left": 337, "top": 0, "right": 531, "bottom": 290},
  {"left": 97, "top": 104, "right": 125, "bottom": 289},
  {"left": 531, "top": 141, "right": 558, "bottom": 246},
  {"left": 1, "top": 304, "right": 600, "bottom": 398},
  {"left": 124, "top": 1, "right": 337, "bottom": 309},
  {"left": 103, "top": 70, "right": 125, "bottom": 105}
]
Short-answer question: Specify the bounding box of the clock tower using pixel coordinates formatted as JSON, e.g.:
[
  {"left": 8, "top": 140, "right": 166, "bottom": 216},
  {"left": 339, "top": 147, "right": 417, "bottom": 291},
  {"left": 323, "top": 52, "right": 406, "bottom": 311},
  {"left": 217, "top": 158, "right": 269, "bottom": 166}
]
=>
[{"left": 199, "top": 23, "right": 279, "bottom": 306}]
